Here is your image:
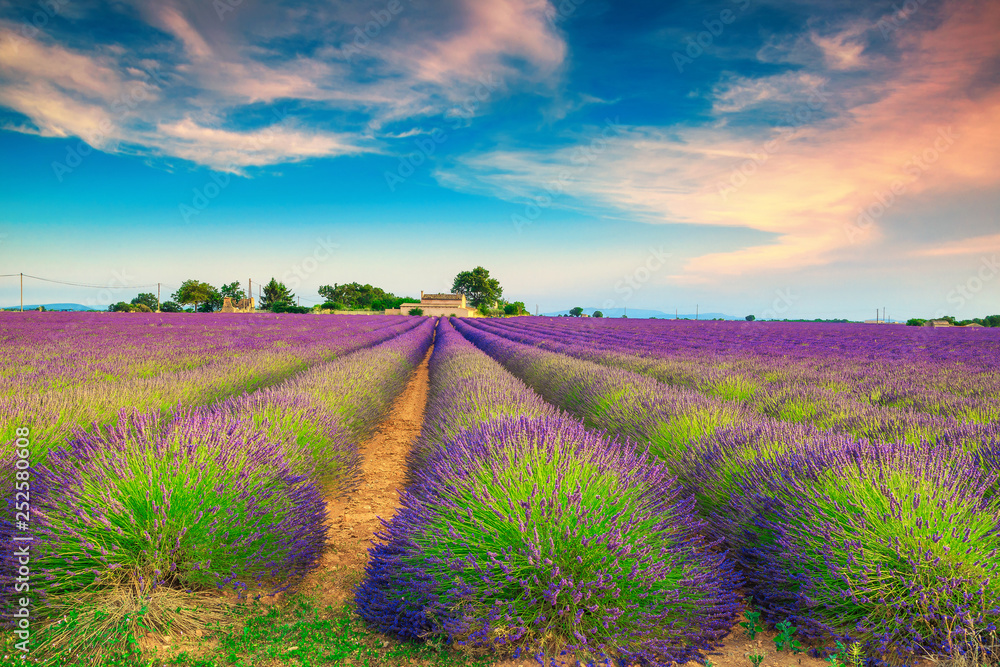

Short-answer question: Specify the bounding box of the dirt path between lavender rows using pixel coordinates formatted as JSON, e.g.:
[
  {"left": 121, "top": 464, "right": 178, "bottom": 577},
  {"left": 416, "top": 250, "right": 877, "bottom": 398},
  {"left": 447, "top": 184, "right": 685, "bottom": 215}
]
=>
[{"left": 303, "top": 347, "right": 433, "bottom": 607}]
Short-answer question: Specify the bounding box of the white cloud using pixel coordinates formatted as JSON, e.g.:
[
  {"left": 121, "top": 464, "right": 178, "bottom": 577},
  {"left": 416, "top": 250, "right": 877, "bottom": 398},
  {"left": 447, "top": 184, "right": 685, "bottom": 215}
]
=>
[
  {"left": 712, "top": 71, "right": 827, "bottom": 113},
  {"left": 0, "top": 0, "right": 569, "bottom": 171}
]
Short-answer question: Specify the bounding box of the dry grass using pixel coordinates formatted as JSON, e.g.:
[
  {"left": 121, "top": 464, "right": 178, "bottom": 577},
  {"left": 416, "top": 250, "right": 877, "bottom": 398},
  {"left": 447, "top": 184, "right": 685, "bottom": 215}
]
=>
[{"left": 32, "top": 576, "right": 226, "bottom": 661}]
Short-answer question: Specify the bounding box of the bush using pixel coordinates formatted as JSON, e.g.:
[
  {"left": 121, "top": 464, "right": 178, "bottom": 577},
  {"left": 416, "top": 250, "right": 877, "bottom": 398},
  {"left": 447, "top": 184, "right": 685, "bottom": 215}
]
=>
[
  {"left": 30, "top": 409, "right": 327, "bottom": 655},
  {"left": 674, "top": 420, "right": 838, "bottom": 527},
  {"left": 225, "top": 391, "right": 356, "bottom": 494},
  {"left": 407, "top": 319, "right": 558, "bottom": 474},
  {"left": 408, "top": 308, "right": 424, "bottom": 316},
  {"left": 159, "top": 300, "right": 183, "bottom": 313},
  {"left": 132, "top": 303, "right": 153, "bottom": 313},
  {"left": 357, "top": 416, "right": 742, "bottom": 666},
  {"left": 720, "top": 438, "right": 1000, "bottom": 664},
  {"left": 271, "top": 303, "right": 311, "bottom": 314}
]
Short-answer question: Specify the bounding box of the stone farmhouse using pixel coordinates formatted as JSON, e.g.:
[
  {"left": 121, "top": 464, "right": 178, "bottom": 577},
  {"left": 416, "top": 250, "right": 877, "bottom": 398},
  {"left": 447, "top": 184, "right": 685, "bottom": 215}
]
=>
[{"left": 384, "top": 292, "right": 482, "bottom": 317}]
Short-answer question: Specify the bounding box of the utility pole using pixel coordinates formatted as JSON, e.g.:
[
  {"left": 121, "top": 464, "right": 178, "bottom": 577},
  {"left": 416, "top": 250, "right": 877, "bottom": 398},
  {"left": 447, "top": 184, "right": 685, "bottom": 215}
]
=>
[
  {"left": 675, "top": 308, "right": 678, "bottom": 320},
  {"left": 535, "top": 304, "right": 538, "bottom": 316},
  {"left": 696, "top": 304, "right": 699, "bottom": 320},
  {"left": 20, "top": 273, "right": 23, "bottom": 312},
  {"left": 157, "top": 283, "right": 161, "bottom": 312},
  {"left": 297, "top": 296, "right": 300, "bottom": 307},
  {"left": 248, "top": 279, "right": 252, "bottom": 306}
]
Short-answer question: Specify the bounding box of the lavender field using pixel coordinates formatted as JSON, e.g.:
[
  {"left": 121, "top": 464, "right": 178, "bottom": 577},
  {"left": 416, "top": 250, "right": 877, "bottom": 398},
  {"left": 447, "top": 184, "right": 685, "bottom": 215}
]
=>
[{"left": 2, "top": 314, "right": 999, "bottom": 667}]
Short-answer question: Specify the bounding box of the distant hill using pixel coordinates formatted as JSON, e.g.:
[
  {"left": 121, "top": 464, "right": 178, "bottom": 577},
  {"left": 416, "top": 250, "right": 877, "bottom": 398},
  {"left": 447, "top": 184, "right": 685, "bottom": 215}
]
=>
[
  {"left": 1, "top": 303, "right": 98, "bottom": 311},
  {"left": 541, "top": 307, "right": 739, "bottom": 320}
]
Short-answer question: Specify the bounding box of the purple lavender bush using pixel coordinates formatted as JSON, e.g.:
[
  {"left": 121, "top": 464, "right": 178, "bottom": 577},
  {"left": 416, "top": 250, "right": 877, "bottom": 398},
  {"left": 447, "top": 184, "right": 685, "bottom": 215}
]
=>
[
  {"left": 222, "top": 318, "right": 435, "bottom": 496},
  {"left": 460, "top": 318, "right": 1000, "bottom": 443},
  {"left": 453, "top": 319, "right": 745, "bottom": 466},
  {"left": 673, "top": 420, "right": 854, "bottom": 532},
  {"left": 224, "top": 391, "right": 354, "bottom": 492},
  {"left": 357, "top": 416, "right": 742, "bottom": 666},
  {"left": 407, "top": 318, "right": 559, "bottom": 475},
  {"left": 717, "top": 438, "right": 1000, "bottom": 665},
  {"left": 25, "top": 408, "right": 327, "bottom": 653}
]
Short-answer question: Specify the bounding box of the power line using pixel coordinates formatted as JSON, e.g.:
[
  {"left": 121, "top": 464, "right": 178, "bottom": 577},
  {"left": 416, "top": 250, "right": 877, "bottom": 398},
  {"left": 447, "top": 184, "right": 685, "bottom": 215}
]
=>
[
  {"left": 4, "top": 272, "right": 333, "bottom": 308},
  {"left": 19, "top": 273, "right": 165, "bottom": 290}
]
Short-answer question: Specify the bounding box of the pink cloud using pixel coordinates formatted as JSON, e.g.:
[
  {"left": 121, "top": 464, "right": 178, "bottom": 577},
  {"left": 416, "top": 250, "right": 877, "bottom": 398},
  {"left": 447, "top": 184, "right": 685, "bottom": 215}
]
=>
[
  {"left": 399, "top": 0, "right": 565, "bottom": 86},
  {"left": 915, "top": 233, "right": 1000, "bottom": 257},
  {"left": 442, "top": 0, "right": 1000, "bottom": 281}
]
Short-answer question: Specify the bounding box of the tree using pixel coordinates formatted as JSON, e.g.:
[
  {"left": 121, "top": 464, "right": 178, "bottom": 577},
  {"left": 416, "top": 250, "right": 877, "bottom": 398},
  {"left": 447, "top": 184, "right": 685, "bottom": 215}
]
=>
[
  {"left": 260, "top": 278, "right": 294, "bottom": 312},
  {"left": 593, "top": 310, "right": 604, "bottom": 318},
  {"left": 199, "top": 281, "right": 248, "bottom": 312},
  {"left": 745, "top": 314, "right": 756, "bottom": 321},
  {"left": 159, "top": 301, "right": 183, "bottom": 313},
  {"left": 133, "top": 303, "right": 153, "bottom": 313},
  {"left": 220, "top": 281, "right": 246, "bottom": 301},
  {"left": 317, "top": 282, "right": 414, "bottom": 311},
  {"left": 271, "top": 302, "right": 309, "bottom": 314},
  {"left": 569, "top": 307, "right": 584, "bottom": 317},
  {"left": 906, "top": 318, "right": 926, "bottom": 326},
  {"left": 172, "top": 280, "right": 218, "bottom": 314},
  {"left": 408, "top": 307, "right": 424, "bottom": 316},
  {"left": 984, "top": 315, "right": 1000, "bottom": 327},
  {"left": 109, "top": 302, "right": 133, "bottom": 312},
  {"left": 501, "top": 300, "right": 527, "bottom": 316},
  {"left": 452, "top": 267, "right": 502, "bottom": 309},
  {"left": 131, "top": 293, "right": 158, "bottom": 310}
]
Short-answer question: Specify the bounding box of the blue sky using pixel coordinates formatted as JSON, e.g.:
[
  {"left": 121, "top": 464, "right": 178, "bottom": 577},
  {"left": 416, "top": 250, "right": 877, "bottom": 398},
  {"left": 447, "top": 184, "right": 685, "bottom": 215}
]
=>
[{"left": 0, "top": 0, "right": 998, "bottom": 318}]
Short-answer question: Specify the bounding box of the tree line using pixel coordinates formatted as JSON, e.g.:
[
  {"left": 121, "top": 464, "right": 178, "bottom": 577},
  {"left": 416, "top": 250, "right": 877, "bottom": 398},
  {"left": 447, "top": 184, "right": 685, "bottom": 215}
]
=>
[
  {"left": 106, "top": 266, "right": 529, "bottom": 316},
  {"left": 906, "top": 315, "right": 1000, "bottom": 327},
  {"left": 108, "top": 279, "right": 305, "bottom": 313}
]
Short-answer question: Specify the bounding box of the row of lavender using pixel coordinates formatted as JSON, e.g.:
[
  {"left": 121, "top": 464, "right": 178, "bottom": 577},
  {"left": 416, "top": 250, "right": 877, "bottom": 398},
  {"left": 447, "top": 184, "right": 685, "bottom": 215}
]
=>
[
  {"left": 464, "top": 317, "right": 1000, "bottom": 441},
  {"left": 1, "top": 313, "right": 422, "bottom": 463},
  {"left": 477, "top": 316, "right": 1000, "bottom": 365},
  {"left": 2, "top": 317, "right": 434, "bottom": 657},
  {"left": 357, "top": 319, "right": 743, "bottom": 666},
  {"left": 0, "top": 312, "right": 402, "bottom": 393},
  {"left": 452, "top": 318, "right": 1000, "bottom": 665},
  {"left": 474, "top": 317, "right": 1000, "bottom": 414}
]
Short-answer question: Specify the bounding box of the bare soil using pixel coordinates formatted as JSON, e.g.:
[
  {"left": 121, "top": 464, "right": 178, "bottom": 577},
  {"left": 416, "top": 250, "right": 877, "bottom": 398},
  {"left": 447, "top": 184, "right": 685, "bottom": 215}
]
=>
[{"left": 300, "top": 347, "right": 432, "bottom": 606}]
